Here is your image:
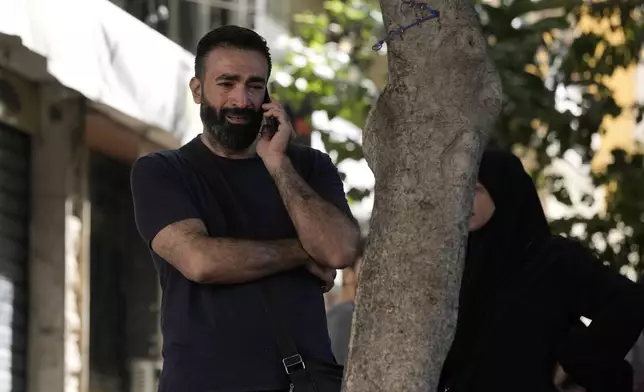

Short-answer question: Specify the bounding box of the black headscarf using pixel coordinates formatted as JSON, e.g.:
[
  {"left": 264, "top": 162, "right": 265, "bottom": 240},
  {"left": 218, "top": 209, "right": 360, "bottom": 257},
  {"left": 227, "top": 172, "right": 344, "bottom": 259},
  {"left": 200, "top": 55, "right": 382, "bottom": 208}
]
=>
[
  {"left": 464, "top": 149, "right": 552, "bottom": 290},
  {"left": 439, "top": 149, "right": 551, "bottom": 390}
]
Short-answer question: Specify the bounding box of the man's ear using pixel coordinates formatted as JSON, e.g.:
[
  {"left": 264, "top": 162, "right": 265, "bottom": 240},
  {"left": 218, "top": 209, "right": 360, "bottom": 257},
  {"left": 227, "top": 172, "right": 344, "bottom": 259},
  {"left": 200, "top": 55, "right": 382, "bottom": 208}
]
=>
[{"left": 189, "top": 77, "right": 202, "bottom": 104}]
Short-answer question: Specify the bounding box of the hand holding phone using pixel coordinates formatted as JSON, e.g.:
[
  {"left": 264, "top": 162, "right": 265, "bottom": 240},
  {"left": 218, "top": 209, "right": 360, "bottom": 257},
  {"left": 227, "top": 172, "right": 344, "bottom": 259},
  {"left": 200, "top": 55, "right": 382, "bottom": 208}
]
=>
[
  {"left": 257, "top": 91, "right": 296, "bottom": 170},
  {"left": 262, "top": 91, "right": 279, "bottom": 138}
]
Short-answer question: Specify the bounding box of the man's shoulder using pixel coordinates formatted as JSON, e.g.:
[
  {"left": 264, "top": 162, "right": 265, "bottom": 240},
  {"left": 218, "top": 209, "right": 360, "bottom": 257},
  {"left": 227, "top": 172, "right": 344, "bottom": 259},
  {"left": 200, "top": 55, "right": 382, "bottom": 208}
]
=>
[
  {"left": 287, "top": 143, "right": 334, "bottom": 176},
  {"left": 287, "top": 143, "right": 329, "bottom": 160},
  {"left": 136, "top": 148, "right": 183, "bottom": 165},
  {"left": 130, "top": 149, "right": 196, "bottom": 190},
  {"left": 133, "top": 148, "right": 189, "bottom": 173}
]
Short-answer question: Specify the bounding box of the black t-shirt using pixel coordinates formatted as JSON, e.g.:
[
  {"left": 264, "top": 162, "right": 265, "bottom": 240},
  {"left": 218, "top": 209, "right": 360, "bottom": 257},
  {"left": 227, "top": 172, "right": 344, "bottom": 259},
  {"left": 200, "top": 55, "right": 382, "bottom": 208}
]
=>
[{"left": 130, "top": 136, "right": 355, "bottom": 392}]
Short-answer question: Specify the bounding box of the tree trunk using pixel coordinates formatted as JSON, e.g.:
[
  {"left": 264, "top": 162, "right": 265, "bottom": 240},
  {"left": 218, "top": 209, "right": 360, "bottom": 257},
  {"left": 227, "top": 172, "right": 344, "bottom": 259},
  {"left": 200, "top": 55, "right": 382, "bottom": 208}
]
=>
[{"left": 343, "top": 0, "right": 502, "bottom": 391}]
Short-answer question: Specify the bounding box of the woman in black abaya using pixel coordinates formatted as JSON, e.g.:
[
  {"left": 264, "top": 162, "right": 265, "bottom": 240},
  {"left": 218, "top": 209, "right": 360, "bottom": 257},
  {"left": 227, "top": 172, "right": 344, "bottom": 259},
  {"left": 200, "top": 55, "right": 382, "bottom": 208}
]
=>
[{"left": 439, "top": 150, "right": 644, "bottom": 392}]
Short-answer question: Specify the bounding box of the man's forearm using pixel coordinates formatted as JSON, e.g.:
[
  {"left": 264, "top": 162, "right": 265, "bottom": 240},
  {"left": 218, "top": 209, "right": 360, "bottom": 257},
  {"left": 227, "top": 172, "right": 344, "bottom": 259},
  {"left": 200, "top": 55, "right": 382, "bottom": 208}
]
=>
[
  {"left": 190, "top": 236, "right": 310, "bottom": 284},
  {"left": 267, "top": 157, "right": 360, "bottom": 269}
]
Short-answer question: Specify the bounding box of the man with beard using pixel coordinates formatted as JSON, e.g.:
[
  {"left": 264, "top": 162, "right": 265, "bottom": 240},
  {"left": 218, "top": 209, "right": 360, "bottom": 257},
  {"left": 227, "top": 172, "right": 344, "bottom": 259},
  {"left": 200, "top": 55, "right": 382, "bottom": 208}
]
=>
[{"left": 130, "top": 26, "right": 361, "bottom": 392}]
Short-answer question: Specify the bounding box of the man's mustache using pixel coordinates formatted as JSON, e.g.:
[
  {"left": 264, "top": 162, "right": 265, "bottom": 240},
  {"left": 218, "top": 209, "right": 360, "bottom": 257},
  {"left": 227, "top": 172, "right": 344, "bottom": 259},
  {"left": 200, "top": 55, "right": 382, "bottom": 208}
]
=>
[{"left": 219, "top": 107, "right": 261, "bottom": 117}]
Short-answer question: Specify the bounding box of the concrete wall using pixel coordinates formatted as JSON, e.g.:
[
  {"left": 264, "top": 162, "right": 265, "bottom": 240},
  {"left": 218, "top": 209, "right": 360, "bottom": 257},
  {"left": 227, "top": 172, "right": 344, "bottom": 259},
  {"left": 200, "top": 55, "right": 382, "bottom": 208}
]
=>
[
  {"left": 2, "top": 35, "right": 92, "bottom": 392},
  {"left": 2, "top": 32, "right": 177, "bottom": 392},
  {"left": 0, "top": 68, "right": 40, "bottom": 134},
  {"left": 28, "top": 83, "right": 90, "bottom": 392}
]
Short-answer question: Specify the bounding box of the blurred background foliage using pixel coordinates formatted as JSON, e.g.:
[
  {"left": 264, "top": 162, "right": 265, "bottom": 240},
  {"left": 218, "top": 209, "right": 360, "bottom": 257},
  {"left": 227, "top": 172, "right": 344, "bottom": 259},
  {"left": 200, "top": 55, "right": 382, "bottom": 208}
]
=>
[{"left": 272, "top": 0, "right": 644, "bottom": 278}]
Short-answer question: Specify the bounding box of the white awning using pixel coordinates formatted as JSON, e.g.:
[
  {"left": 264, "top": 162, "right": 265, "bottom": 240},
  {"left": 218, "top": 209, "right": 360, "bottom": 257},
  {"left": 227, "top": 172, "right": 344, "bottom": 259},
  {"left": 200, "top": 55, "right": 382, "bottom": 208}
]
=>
[{"left": 0, "top": 0, "right": 202, "bottom": 143}]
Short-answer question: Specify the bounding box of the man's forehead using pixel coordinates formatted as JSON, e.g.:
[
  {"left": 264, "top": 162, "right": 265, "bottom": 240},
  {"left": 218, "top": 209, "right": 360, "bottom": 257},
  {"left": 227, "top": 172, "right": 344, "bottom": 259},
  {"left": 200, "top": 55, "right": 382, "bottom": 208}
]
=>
[{"left": 205, "top": 47, "right": 268, "bottom": 79}]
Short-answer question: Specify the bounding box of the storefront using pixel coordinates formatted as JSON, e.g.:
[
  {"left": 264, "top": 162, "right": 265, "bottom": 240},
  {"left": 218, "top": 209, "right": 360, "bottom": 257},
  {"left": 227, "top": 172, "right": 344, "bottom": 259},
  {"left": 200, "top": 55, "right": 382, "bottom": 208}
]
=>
[{"left": 0, "top": 1, "right": 203, "bottom": 391}]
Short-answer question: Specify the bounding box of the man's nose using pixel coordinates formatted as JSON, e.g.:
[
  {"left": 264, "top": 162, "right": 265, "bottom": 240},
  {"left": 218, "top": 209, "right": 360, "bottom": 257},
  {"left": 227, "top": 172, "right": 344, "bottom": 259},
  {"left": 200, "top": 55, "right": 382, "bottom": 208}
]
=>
[{"left": 231, "top": 87, "right": 251, "bottom": 108}]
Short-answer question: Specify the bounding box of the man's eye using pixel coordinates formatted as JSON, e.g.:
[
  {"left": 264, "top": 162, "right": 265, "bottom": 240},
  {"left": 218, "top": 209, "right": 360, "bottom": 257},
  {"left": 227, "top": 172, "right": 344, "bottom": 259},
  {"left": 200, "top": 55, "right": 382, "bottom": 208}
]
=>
[
  {"left": 219, "top": 82, "right": 233, "bottom": 87},
  {"left": 250, "top": 85, "right": 264, "bottom": 90}
]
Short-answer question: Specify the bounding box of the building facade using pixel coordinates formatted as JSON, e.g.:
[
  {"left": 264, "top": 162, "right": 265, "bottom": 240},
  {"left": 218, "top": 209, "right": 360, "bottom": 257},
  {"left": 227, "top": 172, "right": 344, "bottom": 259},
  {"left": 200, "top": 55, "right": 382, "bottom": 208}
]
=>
[{"left": 0, "top": 1, "right": 305, "bottom": 392}]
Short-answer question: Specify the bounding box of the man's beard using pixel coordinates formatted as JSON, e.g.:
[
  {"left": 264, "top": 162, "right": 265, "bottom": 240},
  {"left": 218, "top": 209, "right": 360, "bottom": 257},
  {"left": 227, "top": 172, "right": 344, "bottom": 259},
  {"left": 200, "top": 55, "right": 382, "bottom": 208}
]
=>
[{"left": 200, "top": 101, "right": 264, "bottom": 152}]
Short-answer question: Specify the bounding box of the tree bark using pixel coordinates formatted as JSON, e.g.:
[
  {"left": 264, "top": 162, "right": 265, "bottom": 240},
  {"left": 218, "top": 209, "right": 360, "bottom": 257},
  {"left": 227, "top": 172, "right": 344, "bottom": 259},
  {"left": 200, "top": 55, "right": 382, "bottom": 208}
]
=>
[{"left": 343, "top": 0, "right": 502, "bottom": 391}]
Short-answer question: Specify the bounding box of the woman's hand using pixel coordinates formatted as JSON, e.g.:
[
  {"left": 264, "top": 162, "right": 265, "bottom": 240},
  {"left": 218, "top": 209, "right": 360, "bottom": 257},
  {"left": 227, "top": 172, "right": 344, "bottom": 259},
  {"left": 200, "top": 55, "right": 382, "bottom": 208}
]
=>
[{"left": 554, "top": 363, "right": 586, "bottom": 392}]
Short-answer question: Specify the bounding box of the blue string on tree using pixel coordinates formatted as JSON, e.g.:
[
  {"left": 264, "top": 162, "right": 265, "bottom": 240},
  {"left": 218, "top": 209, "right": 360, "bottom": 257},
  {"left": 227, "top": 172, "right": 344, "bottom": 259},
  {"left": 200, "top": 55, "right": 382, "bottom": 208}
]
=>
[{"left": 373, "top": 1, "right": 440, "bottom": 51}]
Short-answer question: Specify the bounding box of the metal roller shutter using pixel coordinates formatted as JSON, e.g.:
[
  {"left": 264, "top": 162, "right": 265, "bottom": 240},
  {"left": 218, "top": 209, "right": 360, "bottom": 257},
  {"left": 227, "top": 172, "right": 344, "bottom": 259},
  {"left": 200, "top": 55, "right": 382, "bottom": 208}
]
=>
[{"left": 0, "top": 124, "right": 29, "bottom": 392}]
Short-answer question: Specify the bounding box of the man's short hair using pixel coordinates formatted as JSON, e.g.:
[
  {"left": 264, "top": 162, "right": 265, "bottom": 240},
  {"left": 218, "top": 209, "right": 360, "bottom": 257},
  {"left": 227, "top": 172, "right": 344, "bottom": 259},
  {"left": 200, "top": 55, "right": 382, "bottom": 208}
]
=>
[{"left": 194, "top": 25, "right": 272, "bottom": 80}]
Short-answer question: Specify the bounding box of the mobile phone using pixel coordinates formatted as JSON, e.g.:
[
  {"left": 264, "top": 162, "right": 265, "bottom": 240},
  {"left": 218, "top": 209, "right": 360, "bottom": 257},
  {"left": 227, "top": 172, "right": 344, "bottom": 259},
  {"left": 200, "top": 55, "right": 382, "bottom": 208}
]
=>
[{"left": 263, "top": 90, "right": 279, "bottom": 137}]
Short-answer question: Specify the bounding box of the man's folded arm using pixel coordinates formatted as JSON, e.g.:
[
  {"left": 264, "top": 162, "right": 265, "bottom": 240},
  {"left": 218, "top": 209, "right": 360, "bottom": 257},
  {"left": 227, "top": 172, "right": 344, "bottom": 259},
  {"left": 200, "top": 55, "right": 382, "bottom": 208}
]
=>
[{"left": 151, "top": 219, "right": 310, "bottom": 284}]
